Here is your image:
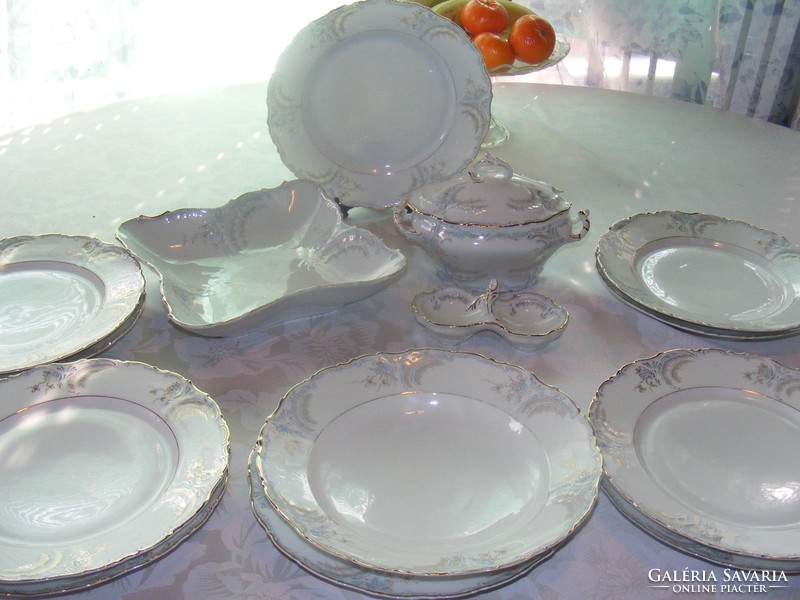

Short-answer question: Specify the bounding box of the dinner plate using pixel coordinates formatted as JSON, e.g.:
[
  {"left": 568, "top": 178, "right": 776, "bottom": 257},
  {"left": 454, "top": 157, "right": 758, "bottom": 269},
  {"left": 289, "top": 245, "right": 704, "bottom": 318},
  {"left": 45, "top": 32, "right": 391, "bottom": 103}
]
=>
[
  {"left": 590, "top": 348, "right": 800, "bottom": 562},
  {"left": 247, "top": 448, "right": 548, "bottom": 599},
  {"left": 595, "top": 212, "right": 800, "bottom": 339},
  {"left": 601, "top": 480, "right": 800, "bottom": 573},
  {"left": 0, "top": 234, "right": 145, "bottom": 375},
  {"left": 73, "top": 289, "right": 146, "bottom": 358},
  {"left": 256, "top": 349, "right": 601, "bottom": 576},
  {"left": 0, "top": 359, "right": 230, "bottom": 595},
  {"left": 117, "top": 181, "right": 406, "bottom": 337},
  {"left": 267, "top": 0, "right": 491, "bottom": 209},
  {"left": 593, "top": 276, "right": 793, "bottom": 340}
]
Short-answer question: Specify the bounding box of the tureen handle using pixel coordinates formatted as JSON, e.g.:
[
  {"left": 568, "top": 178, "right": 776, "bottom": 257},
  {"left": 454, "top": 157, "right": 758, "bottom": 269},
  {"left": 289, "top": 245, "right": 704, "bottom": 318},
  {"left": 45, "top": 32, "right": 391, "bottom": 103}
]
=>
[
  {"left": 468, "top": 153, "right": 514, "bottom": 183},
  {"left": 393, "top": 206, "right": 420, "bottom": 237},
  {"left": 568, "top": 210, "right": 591, "bottom": 241}
]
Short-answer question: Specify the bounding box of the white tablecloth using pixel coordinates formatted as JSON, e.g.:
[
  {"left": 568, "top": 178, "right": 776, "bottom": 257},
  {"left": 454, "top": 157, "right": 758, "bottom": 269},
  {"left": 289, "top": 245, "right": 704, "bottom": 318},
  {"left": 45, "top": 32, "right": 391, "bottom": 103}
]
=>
[{"left": 1, "top": 81, "right": 799, "bottom": 599}]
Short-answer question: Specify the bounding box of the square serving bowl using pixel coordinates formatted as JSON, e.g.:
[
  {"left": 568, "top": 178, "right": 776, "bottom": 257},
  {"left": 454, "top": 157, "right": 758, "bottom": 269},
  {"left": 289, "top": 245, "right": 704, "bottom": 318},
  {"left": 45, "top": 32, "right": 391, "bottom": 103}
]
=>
[{"left": 117, "top": 180, "right": 406, "bottom": 336}]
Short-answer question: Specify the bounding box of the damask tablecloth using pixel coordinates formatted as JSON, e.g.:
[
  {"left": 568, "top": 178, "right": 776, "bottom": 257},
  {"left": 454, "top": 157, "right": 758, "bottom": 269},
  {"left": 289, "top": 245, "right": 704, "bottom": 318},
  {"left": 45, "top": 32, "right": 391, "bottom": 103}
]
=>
[{"left": 1, "top": 81, "right": 799, "bottom": 599}]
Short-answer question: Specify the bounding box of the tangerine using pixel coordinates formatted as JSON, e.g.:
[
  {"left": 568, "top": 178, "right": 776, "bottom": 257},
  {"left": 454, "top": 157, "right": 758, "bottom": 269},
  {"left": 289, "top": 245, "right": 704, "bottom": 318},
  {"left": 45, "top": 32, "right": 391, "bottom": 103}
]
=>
[
  {"left": 460, "top": 0, "right": 508, "bottom": 36},
  {"left": 508, "top": 14, "right": 556, "bottom": 65},
  {"left": 472, "top": 32, "right": 515, "bottom": 72}
]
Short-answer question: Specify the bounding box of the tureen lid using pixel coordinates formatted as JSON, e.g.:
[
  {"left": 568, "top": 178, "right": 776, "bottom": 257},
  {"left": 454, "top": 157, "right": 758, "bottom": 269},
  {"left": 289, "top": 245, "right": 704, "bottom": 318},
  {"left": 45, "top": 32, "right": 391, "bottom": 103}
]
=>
[{"left": 406, "top": 154, "right": 570, "bottom": 226}]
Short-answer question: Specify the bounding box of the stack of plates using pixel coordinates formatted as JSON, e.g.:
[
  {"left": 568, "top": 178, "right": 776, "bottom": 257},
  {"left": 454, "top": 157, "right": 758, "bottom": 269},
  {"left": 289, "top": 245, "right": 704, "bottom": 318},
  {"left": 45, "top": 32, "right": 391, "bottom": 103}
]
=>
[
  {"left": 0, "top": 359, "right": 230, "bottom": 596},
  {"left": 0, "top": 234, "right": 146, "bottom": 376},
  {"left": 590, "top": 348, "right": 800, "bottom": 572},
  {"left": 250, "top": 349, "right": 602, "bottom": 597},
  {"left": 596, "top": 211, "right": 800, "bottom": 339}
]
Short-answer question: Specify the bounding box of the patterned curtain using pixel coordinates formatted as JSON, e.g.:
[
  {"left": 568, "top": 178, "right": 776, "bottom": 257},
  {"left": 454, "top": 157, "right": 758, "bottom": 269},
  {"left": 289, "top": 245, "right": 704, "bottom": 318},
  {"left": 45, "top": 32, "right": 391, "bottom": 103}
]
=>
[{"left": 524, "top": 0, "right": 800, "bottom": 128}]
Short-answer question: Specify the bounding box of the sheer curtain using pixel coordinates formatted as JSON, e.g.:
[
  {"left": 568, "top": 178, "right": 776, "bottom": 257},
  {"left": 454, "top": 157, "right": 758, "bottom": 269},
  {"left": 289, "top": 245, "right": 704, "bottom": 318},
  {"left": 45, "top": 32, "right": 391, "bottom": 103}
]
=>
[
  {"left": 1, "top": 0, "right": 798, "bottom": 135},
  {"left": 0, "top": 0, "right": 328, "bottom": 133}
]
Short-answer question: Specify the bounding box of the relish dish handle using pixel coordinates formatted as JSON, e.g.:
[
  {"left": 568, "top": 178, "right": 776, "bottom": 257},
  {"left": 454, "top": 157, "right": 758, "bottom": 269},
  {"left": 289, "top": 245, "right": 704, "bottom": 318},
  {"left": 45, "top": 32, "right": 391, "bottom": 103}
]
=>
[{"left": 467, "top": 279, "right": 500, "bottom": 320}]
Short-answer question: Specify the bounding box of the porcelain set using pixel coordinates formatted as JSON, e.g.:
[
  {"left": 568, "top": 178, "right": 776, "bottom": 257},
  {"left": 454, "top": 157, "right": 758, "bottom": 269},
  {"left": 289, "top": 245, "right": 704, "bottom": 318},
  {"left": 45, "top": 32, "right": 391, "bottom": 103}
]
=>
[
  {"left": 249, "top": 0, "right": 800, "bottom": 589},
  {"left": 1, "top": 0, "right": 800, "bottom": 597}
]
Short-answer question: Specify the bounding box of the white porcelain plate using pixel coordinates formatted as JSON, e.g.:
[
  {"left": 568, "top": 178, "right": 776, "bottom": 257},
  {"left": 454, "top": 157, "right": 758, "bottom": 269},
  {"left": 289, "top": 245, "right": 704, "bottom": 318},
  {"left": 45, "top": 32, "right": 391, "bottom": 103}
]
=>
[
  {"left": 591, "top": 348, "right": 800, "bottom": 561},
  {"left": 257, "top": 349, "right": 600, "bottom": 576},
  {"left": 117, "top": 180, "right": 405, "bottom": 337},
  {"left": 596, "top": 211, "right": 800, "bottom": 339},
  {"left": 13, "top": 472, "right": 228, "bottom": 598},
  {"left": 0, "top": 235, "right": 145, "bottom": 375},
  {"left": 0, "top": 359, "right": 230, "bottom": 595},
  {"left": 267, "top": 0, "right": 491, "bottom": 209},
  {"left": 601, "top": 480, "right": 800, "bottom": 573},
  {"left": 248, "top": 448, "right": 548, "bottom": 599}
]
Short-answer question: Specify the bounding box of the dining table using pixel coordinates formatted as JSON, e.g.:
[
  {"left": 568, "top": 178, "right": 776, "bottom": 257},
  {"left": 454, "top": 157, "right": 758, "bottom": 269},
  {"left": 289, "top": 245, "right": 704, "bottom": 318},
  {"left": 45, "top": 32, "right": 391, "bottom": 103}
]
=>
[{"left": 1, "top": 78, "right": 799, "bottom": 600}]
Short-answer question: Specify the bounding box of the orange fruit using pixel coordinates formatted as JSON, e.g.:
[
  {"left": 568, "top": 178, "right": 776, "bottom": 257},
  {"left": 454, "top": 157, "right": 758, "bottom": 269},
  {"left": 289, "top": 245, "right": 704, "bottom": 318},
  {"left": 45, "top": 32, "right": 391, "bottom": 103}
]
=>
[
  {"left": 472, "top": 32, "right": 516, "bottom": 72},
  {"left": 508, "top": 14, "right": 556, "bottom": 65},
  {"left": 460, "top": 0, "right": 509, "bottom": 36}
]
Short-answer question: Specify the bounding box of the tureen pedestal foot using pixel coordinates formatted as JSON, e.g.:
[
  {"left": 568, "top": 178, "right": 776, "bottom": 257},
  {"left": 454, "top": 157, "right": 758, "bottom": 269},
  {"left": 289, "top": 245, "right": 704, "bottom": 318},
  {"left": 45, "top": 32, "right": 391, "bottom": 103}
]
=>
[{"left": 481, "top": 114, "right": 511, "bottom": 149}]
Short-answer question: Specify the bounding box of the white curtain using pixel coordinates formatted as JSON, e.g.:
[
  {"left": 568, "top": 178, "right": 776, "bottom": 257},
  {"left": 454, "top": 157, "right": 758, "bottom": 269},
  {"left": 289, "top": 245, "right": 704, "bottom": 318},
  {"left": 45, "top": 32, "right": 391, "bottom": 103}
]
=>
[{"left": 1, "top": 0, "right": 798, "bottom": 135}]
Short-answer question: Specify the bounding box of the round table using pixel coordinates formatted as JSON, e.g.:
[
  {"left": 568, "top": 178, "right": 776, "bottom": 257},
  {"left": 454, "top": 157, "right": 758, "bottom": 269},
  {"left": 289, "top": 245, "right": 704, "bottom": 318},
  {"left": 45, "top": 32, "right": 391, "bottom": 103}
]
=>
[{"left": 1, "top": 81, "right": 799, "bottom": 599}]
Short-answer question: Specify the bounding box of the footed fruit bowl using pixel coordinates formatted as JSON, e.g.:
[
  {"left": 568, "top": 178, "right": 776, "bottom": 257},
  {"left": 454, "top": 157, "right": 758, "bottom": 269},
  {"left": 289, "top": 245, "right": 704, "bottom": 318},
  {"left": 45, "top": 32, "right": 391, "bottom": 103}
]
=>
[{"left": 430, "top": 0, "right": 571, "bottom": 147}]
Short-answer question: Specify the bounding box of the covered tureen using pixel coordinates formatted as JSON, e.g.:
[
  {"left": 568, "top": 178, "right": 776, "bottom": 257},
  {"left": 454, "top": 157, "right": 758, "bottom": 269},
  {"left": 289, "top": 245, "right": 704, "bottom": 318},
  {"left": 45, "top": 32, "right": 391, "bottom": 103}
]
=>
[{"left": 394, "top": 154, "right": 589, "bottom": 290}]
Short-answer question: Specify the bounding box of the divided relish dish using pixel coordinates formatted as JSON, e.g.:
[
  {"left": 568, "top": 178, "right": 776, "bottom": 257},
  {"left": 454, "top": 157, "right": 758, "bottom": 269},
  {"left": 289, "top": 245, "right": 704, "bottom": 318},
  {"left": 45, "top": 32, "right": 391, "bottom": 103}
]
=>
[{"left": 412, "top": 279, "right": 568, "bottom": 349}]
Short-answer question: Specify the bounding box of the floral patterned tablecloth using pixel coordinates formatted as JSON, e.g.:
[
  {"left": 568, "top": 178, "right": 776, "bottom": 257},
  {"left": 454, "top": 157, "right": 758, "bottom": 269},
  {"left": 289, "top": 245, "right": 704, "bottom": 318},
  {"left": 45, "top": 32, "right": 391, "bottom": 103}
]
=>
[{"left": 0, "top": 82, "right": 799, "bottom": 600}]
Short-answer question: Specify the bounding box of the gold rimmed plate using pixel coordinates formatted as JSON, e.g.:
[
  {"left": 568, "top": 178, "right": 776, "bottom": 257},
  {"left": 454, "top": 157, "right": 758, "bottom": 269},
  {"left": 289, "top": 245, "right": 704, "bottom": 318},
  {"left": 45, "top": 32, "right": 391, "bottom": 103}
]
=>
[
  {"left": 0, "top": 359, "right": 230, "bottom": 596},
  {"left": 0, "top": 234, "right": 145, "bottom": 375},
  {"left": 256, "top": 349, "right": 601, "bottom": 577}
]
